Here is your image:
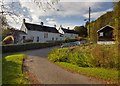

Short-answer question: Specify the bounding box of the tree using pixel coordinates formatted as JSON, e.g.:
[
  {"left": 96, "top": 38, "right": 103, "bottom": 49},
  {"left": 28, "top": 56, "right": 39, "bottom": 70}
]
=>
[
  {"left": 33, "top": 0, "right": 60, "bottom": 11},
  {"left": 0, "top": 0, "right": 60, "bottom": 24},
  {"left": 114, "top": 1, "right": 120, "bottom": 71},
  {"left": 114, "top": 1, "right": 120, "bottom": 43},
  {"left": 0, "top": 15, "right": 10, "bottom": 37},
  {"left": 86, "top": 11, "right": 115, "bottom": 43},
  {"left": 0, "top": 13, "right": 13, "bottom": 39},
  {"left": 74, "top": 26, "right": 87, "bottom": 37},
  {"left": 0, "top": 0, "right": 60, "bottom": 40},
  {"left": 89, "top": 21, "right": 97, "bottom": 43}
]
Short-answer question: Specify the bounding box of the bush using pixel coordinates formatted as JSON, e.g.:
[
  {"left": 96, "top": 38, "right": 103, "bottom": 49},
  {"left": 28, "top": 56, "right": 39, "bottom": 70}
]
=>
[
  {"left": 91, "top": 45, "right": 118, "bottom": 68},
  {"left": 23, "top": 39, "right": 33, "bottom": 43},
  {"left": 48, "top": 47, "right": 93, "bottom": 67},
  {"left": 48, "top": 44, "right": 118, "bottom": 69},
  {"left": 48, "top": 48, "right": 69, "bottom": 62},
  {"left": 64, "top": 38, "right": 78, "bottom": 43}
]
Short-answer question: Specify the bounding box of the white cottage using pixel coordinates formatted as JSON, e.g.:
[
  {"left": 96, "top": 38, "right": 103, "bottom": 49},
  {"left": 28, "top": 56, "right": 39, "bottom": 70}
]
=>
[
  {"left": 19, "top": 19, "right": 78, "bottom": 43},
  {"left": 58, "top": 26, "right": 78, "bottom": 39},
  {"left": 19, "top": 19, "right": 63, "bottom": 43}
]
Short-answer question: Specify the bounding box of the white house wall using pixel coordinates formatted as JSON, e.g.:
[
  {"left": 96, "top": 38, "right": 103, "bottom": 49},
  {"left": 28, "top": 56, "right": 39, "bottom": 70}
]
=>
[
  {"left": 25, "top": 31, "right": 63, "bottom": 43},
  {"left": 63, "top": 33, "right": 78, "bottom": 39},
  {"left": 19, "top": 31, "right": 78, "bottom": 43},
  {"left": 19, "top": 23, "right": 78, "bottom": 43},
  {"left": 20, "top": 23, "right": 28, "bottom": 33}
]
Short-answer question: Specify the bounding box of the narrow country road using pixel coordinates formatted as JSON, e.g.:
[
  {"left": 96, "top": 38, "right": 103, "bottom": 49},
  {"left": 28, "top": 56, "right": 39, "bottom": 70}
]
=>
[{"left": 5, "top": 46, "right": 104, "bottom": 84}]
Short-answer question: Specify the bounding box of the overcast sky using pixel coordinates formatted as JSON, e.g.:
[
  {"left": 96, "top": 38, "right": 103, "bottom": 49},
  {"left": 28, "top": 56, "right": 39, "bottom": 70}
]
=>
[{"left": 0, "top": 0, "right": 114, "bottom": 29}]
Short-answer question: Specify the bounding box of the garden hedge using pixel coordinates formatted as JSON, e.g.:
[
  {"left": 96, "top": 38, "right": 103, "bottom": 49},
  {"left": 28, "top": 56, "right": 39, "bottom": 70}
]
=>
[{"left": 1, "top": 42, "right": 61, "bottom": 53}]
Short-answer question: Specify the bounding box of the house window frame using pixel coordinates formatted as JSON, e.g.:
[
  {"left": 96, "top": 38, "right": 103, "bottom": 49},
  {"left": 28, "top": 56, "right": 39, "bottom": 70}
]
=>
[
  {"left": 60, "top": 34, "right": 63, "bottom": 37},
  {"left": 23, "top": 36, "right": 26, "bottom": 40},
  {"left": 37, "top": 36, "right": 39, "bottom": 42},
  {"left": 100, "top": 32, "right": 103, "bottom": 37},
  {"left": 44, "top": 33, "right": 48, "bottom": 38},
  {"left": 52, "top": 37, "right": 54, "bottom": 41},
  {"left": 56, "top": 37, "right": 58, "bottom": 41}
]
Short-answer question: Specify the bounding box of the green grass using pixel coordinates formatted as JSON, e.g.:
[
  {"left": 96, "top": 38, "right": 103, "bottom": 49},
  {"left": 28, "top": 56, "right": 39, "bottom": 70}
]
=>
[
  {"left": 48, "top": 44, "right": 118, "bottom": 68},
  {"left": 2, "top": 54, "right": 29, "bottom": 84},
  {"left": 48, "top": 44, "right": 119, "bottom": 83},
  {"left": 56, "top": 62, "right": 119, "bottom": 81}
]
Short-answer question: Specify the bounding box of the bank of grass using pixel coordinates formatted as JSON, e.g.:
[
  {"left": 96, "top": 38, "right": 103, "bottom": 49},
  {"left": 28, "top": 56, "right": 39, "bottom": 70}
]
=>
[
  {"left": 2, "top": 54, "right": 29, "bottom": 84},
  {"left": 56, "top": 62, "right": 118, "bottom": 82},
  {"left": 48, "top": 44, "right": 119, "bottom": 82}
]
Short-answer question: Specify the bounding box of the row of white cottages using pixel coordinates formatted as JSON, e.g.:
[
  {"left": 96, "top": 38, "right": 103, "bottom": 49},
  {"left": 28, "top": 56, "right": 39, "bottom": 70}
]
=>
[{"left": 18, "top": 19, "right": 78, "bottom": 43}]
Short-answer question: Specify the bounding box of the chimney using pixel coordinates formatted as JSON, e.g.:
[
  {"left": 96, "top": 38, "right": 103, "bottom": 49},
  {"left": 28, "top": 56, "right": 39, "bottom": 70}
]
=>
[
  {"left": 41, "top": 22, "right": 44, "bottom": 26},
  {"left": 23, "top": 19, "right": 25, "bottom": 23},
  {"left": 60, "top": 25, "right": 62, "bottom": 28},
  {"left": 54, "top": 25, "right": 56, "bottom": 28},
  {"left": 68, "top": 27, "right": 70, "bottom": 30}
]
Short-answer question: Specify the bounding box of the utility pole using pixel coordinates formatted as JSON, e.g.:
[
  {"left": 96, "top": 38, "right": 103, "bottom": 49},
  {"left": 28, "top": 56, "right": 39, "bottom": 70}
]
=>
[{"left": 89, "top": 7, "right": 91, "bottom": 39}]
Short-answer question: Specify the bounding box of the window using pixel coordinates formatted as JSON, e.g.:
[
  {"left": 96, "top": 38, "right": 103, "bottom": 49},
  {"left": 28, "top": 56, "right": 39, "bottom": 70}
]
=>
[
  {"left": 23, "top": 36, "right": 26, "bottom": 40},
  {"left": 100, "top": 32, "right": 103, "bottom": 36},
  {"left": 52, "top": 37, "right": 54, "bottom": 40},
  {"left": 56, "top": 37, "right": 58, "bottom": 40},
  {"left": 32, "top": 37, "right": 34, "bottom": 40},
  {"left": 44, "top": 33, "right": 48, "bottom": 38},
  {"left": 37, "top": 36, "right": 39, "bottom": 42},
  {"left": 60, "top": 34, "right": 63, "bottom": 37}
]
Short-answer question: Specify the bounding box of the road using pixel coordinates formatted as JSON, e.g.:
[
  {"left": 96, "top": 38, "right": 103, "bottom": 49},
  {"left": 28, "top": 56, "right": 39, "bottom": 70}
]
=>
[{"left": 4, "top": 46, "right": 104, "bottom": 84}]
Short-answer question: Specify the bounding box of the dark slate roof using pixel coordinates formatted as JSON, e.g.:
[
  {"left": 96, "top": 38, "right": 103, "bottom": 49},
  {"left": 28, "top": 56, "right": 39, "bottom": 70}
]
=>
[
  {"left": 61, "top": 28, "right": 78, "bottom": 34},
  {"left": 9, "top": 28, "right": 27, "bottom": 34},
  {"left": 97, "top": 25, "right": 114, "bottom": 32},
  {"left": 24, "top": 23, "right": 59, "bottom": 33}
]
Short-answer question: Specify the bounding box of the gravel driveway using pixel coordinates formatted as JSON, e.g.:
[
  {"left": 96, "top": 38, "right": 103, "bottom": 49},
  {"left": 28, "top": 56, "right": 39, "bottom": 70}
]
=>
[{"left": 7, "top": 46, "right": 104, "bottom": 84}]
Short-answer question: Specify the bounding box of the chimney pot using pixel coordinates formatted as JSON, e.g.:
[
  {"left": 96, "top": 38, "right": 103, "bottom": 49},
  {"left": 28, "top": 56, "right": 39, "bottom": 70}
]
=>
[
  {"left": 41, "top": 22, "right": 44, "bottom": 26},
  {"left": 54, "top": 25, "right": 56, "bottom": 28},
  {"left": 68, "top": 27, "right": 70, "bottom": 30},
  {"left": 23, "top": 19, "right": 25, "bottom": 23},
  {"left": 60, "top": 25, "right": 62, "bottom": 28}
]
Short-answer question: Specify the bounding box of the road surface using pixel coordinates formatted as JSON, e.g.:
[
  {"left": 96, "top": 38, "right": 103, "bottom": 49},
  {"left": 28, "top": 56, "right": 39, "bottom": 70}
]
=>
[{"left": 4, "top": 46, "right": 104, "bottom": 84}]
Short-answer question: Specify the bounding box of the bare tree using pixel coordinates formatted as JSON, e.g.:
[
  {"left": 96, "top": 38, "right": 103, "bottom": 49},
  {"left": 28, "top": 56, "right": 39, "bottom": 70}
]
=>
[
  {"left": 0, "top": 0, "right": 19, "bottom": 23},
  {"left": 33, "top": 0, "right": 60, "bottom": 11},
  {"left": 0, "top": 0, "right": 60, "bottom": 33},
  {"left": 0, "top": 0, "right": 60, "bottom": 25}
]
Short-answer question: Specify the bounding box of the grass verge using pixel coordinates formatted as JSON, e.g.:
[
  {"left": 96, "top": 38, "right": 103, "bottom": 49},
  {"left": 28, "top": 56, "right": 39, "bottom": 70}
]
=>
[
  {"left": 56, "top": 62, "right": 119, "bottom": 83},
  {"left": 2, "top": 54, "right": 29, "bottom": 84}
]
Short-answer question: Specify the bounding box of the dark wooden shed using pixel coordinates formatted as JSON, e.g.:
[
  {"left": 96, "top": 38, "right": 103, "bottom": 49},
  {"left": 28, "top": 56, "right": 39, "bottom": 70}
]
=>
[{"left": 97, "top": 25, "right": 114, "bottom": 41}]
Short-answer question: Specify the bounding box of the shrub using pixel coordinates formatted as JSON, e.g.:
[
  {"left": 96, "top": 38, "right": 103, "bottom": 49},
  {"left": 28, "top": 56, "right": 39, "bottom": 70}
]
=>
[
  {"left": 48, "top": 44, "right": 118, "bottom": 69},
  {"left": 67, "top": 52, "right": 89, "bottom": 67},
  {"left": 91, "top": 45, "right": 118, "bottom": 68},
  {"left": 48, "top": 48, "right": 69, "bottom": 62},
  {"left": 23, "top": 39, "right": 33, "bottom": 43},
  {"left": 64, "top": 38, "right": 78, "bottom": 43},
  {"left": 48, "top": 47, "right": 93, "bottom": 67}
]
